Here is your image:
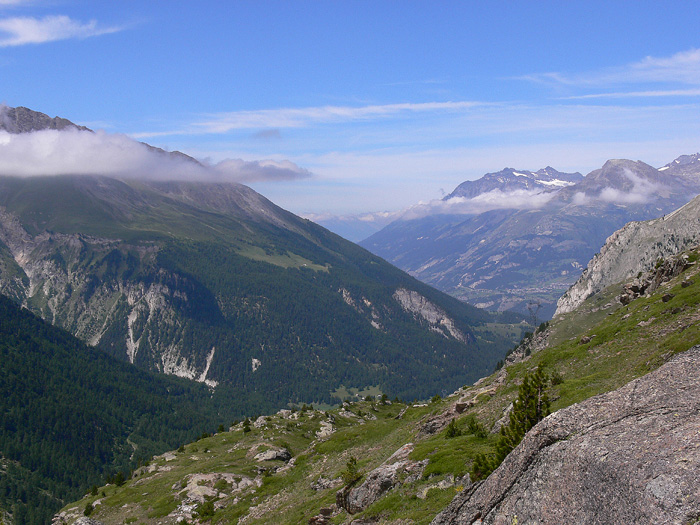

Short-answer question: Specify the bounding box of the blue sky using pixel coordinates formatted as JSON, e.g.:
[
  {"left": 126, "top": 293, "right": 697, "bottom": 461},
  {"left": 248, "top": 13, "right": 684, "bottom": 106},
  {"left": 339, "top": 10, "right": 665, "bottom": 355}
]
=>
[{"left": 1, "top": 0, "right": 700, "bottom": 218}]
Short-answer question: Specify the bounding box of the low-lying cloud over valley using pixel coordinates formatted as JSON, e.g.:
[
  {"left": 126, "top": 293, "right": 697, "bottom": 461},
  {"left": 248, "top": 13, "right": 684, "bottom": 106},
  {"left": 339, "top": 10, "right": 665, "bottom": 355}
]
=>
[{"left": 0, "top": 127, "right": 311, "bottom": 183}]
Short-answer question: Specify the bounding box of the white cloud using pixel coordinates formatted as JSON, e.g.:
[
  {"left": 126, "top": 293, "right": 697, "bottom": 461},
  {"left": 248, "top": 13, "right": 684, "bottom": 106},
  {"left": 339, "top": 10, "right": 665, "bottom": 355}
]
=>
[
  {"left": 0, "top": 128, "right": 311, "bottom": 183},
  {"left": 0, "top": 15, "right": 123, "bottom": 47},
  {"left": 571, "top": 168, "right": 663, "bottom": 206},
  {"left": 397, "top": 189, "right": 557, "bottom": 220},
  {"left": 212, "top": 158, "right": 311, "bottom": 183},
  {"left": 562, "top": 89, "right": 700, "bottom": 100}
]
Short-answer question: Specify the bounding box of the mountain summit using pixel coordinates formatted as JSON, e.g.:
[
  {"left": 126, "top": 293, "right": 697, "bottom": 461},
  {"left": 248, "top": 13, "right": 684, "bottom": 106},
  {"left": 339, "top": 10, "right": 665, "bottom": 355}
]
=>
[
  {"left": 446, "top": 167, "right": 583, "bottom": 200},
  {"left": 0, "top": 105, "right": 89, "bottom": 133}
]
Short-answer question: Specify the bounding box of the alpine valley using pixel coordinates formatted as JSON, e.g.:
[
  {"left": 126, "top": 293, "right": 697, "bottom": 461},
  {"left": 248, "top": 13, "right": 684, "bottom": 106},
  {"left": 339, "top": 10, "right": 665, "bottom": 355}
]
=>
[
  {"left": 0, "top": 107, "right": 525, "bottom": 523},
  {"left": 360, "top": 156, "right": 700, "bottom": 318},
  {"left": 2, "top": 106, "right": 700, "bottom": 525},
  {"left": 57, "top": 183, "right": 700, "bottom": 524}
]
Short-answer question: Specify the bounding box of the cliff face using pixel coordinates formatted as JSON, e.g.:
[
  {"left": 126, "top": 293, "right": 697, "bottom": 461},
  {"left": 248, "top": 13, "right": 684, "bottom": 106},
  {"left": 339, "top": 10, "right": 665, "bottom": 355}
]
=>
[
  {"left": 0, "top": 209, "right": 217, "bottom": 383},
  {"left": 555, "top": 194, "right": 700, "bottom": 315},
  {"left": 432, "top": 345, "right": 700, "bottom": 525}
]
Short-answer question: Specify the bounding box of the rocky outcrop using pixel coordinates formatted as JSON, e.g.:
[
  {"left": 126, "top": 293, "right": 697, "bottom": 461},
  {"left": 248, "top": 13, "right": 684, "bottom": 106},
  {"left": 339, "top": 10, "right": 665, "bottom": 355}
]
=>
[
  {"left": 617, "top": 254, "right": 691, "bottom": 305},
  {"left": 393, "top": 288, "right": 468, "bottom": 342},
  {"left": 556, "top": 194, "right": 700, "bottom": 315},
  {"left": 254, "top": 447, "right": 292, "bottom": 462},
  {"left": 337, "top": 444, "right": 428, "bottom": 514},
  {"left": 0, "top": 213, "right": 219, "bottom": 383},
  {"left": 432, "top": 345, "right": 700, "bottom": 524}
]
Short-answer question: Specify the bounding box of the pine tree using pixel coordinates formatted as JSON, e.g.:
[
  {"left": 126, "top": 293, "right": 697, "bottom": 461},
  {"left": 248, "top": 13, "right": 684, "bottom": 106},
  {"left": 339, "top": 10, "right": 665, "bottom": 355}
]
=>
[{"left": 471, "top": 364, "right": 550, "bottom": 480}]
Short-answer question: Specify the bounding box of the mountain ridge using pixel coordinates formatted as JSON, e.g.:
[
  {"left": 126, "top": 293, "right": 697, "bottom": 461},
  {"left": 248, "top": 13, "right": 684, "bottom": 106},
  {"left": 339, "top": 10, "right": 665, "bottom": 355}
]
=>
[{"left": 361, "top": 153, "right": 700, "bottom": 318}]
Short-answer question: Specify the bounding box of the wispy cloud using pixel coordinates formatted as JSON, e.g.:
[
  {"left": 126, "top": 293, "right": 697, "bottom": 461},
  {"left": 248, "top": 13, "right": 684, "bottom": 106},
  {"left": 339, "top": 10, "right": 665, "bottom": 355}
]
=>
[
  {"left": 0, "top": 15, "right": 123, "bottom": 47},
  {"left": 212, "top": 158, "right": 310, "bottom": 183},
  {"left": 523, "top": 48, "right": 700, "bottom": 90},
  {"left": 0, "top": 0, "right": 34, "bottom": 6},
  {"left": 133, "top": 101, "right": 486, "bottom": 138},
  {"left": 561, "top": 89, "right": 700, "bottom": 100},
  {"left": 398, "top": 189, "right": 557, "bottom": 220}
]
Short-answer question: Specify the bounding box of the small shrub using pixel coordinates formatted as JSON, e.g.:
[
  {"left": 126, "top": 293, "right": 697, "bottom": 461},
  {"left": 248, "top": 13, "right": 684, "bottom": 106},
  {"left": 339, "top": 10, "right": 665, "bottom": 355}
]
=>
[
  {"left": 217, "top": 424, "right": 225, "bottom": 433},
  {"left": 341, "top": 456, "right": 361, "bottom": 486},
  {"left": 471, "top": 364, "right": 550, "bottom": 481},
  {"left": 431, "top": 394, "right": 441, "bottom": 404},
  {"left": 445, "top": 418, "right": 462, "bottom": 438},
  {"left": 465, "top": 414, "right": 488, "bottom": 438},
  {"left": 114, "top": 471, "right": 125, "bottom": 487},
  {"left": 84, "top": 502, "right": 94, "bottom": 517},
  {"left": 194, "top": 498, "right": 216, "bottom": 519},
  {"left": 550, "top": 371, "right": 564, "bottom": 385},
  {"left": 214, "top": 478, "right": 229, "bottom": 492}
]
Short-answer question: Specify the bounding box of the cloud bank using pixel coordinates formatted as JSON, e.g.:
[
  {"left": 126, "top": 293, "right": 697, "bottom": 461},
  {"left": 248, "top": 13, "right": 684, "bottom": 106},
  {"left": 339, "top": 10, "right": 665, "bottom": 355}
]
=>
[
  {"left": 0, "top": 128, "right": 311, "bottom": 183},
  {"left": 0, "top": 15, "right": 123, "bottom": 46},
  {"left": 572, "top": 169, "right": 662, "bottom": 206},
  {"left": 398, "top": 188, "right": 558, "bottom": 220}
]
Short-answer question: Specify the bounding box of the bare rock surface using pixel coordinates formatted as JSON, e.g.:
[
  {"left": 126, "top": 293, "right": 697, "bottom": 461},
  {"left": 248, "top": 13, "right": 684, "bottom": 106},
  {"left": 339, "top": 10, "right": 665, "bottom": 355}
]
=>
[
  {"left": 338, "top": 443, "right": 428, "bottom": 514},
  {"left": 432, "top": 345, "right": 700, "bottom": 525}
]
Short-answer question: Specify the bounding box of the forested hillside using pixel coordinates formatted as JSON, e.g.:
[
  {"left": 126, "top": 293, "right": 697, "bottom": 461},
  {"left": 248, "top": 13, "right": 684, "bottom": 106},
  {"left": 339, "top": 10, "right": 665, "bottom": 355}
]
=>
[{"left": 0, "top": 294, "right": 233, "bottom": 524}]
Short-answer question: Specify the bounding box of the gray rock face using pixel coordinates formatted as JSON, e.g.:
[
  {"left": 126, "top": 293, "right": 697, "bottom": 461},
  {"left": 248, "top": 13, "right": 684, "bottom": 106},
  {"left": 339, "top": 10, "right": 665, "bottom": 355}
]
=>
[
  {"left": 0, "top": 105, "right": 89, "bottom": 133},
  {"left": 556, "top": 193, "right": 700, "bottom": 315},
  {"left": 254, "top": 447, "right": 291, "bottom": 462},
  {"left": 338, "top": 444, "right": 427, "bottom": 514},
  {"left": 393, "top": 288, "right": 469, "bottom": 343},
  {"left": 432, "top": 346, "right": 700, "bottom": 525}
]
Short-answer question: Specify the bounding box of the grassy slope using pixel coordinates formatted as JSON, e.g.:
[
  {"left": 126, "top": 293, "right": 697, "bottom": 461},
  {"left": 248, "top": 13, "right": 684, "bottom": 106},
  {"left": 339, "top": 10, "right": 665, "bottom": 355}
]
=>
[{"left": 58, "top": 248, "right": 700, "bottom": 524}]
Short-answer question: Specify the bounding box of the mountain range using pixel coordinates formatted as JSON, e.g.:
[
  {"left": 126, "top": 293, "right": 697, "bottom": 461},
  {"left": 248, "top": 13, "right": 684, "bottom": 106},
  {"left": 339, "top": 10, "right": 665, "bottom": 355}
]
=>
[
  {"left": 361, "top": 154, "right": 700, "bottom": 318},
  {"left": 0, "top": 106, "right": 523, "bottom": 411}
]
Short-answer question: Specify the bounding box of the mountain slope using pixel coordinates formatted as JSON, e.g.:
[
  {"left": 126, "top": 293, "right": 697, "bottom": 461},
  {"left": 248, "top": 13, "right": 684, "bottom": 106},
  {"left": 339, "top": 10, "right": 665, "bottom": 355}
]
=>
[
  {"left": 56, "top": 238, "right": 700, "bottom": 524},
  {"left": 362, "top": 156, "right": 700, "bottom": 318},
  {"left": 432, "top": 345, "right": 700, "bottom": 525},
  {"left": 0, "top": 173, "right": 522, "bottom": 408},
  {"left": 0, "top": 105, "right": 530, "bottom": 408}
]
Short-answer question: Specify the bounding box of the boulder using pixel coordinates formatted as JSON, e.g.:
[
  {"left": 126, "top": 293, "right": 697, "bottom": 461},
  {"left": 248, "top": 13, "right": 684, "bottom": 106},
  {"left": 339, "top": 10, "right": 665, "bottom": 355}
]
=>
[
  {"left": 311, "top": 476, "right": 342, "bottom": 491},
  {"left": 254, "top": 447, "right": 292, "bottom": 462},
  {"left": 432, "top": 345, "right": 700, "bottom": 524}
]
